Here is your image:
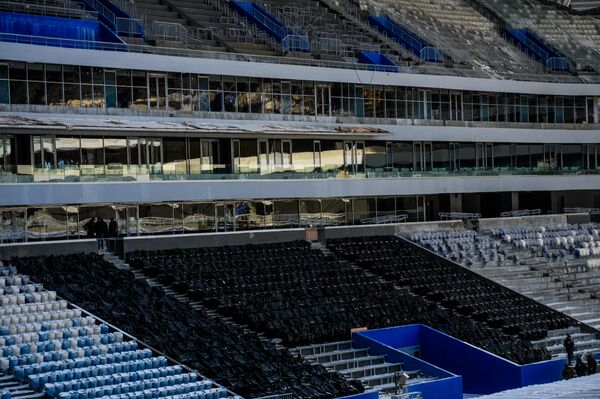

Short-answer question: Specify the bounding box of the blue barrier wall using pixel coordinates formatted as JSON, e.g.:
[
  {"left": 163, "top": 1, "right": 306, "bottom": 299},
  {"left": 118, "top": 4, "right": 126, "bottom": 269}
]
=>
[
  {"left": 358, "top": 325, "right": 567, "bottom": 396},
  {"left": 357, "top": 51, "right": 398, "bottom": 72},
  {"left": 0, "top": 12, "right": 124, "bottom": 44},
  {"left": 353, "top": 329, "right": 462, "bottom": 399},
  {"left": 338, "top": 392, "right": 379, "bottom": 399}
]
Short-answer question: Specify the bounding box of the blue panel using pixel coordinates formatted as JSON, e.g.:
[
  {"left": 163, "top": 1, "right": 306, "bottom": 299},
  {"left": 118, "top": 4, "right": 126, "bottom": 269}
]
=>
[
  {"left": 521, "top": 358, "right": 567, "bottom": 386},
  {"left": 0, "top": 12, "right": 124, "bottom": 45},
  {"left": 353, "top": 330, "right": 462, "bottom": 399},
  {"left": 419, "top": 325, "right": 522, "bottom": 394},
  {"left": 358, "top": 325, "right": 567, "bottom": 396},
  {"left": 337, "top": 392, "right": 379, "bottom": 399},
  {"left": 357, "top": 51, "right": 398, "bottom": 72}
]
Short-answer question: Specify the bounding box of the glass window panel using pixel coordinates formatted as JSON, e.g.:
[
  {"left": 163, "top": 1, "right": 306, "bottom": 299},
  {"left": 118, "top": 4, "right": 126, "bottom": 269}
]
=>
[
  {"left": 0, "top": 64, "right": 8, "bottom": 80},
  {"left": 81, "top": 85, "right": 93, "bottom": 107},
  {"left": 320, "top": 141, "right": 344, "bottom": 172},
  {"left": 530, "top": 144, "right": 544, "bottom": 169},
  {"left": 27, "top": 64, "right": 44, "bottom": 81},
  {"left": 26, "top": 208, "right": 67, "bottom": 240},
  {"left": 237, "top": 139, "right": 258, "bottom": 173},
  {"left": 131, "top": 71, "right": 146, "bottom": 87},
  {"left": 515, "top": 144, "right": 530, "bottom": 168},
  {"left": 10, "top": 81, "right": 27, "bottom": 104},
  {"left": 433, "top": 143, "right": 449, "bottom": 171},
  {"left": 210, "top": 90, "right": 222, "bottom": 112},
  {"left": 563, "top": 144, "right": 583, "bottom": 169},
  {"left": 352, "top": 198, "right": 376, "bottom": 224},
  {"left": 117, "top": 86, "right": 131, "bottom": 108},
  {"left": 460, "top": 143, "right": 476, "bottom": 169},
  {"left": 9, "top": 62, "right": 26, "bottom": 80},
  {"left": 92, "top": 67, "right": 104, "bottom": 84},
  {"left": 0, "top": 80, "right": 8, "bottom": 104},
  {"left": 81, "top": 138, "right": 104, "bottom": 166},
  {"left": 138, "top": 204, "right": 174, "bottom": 234},
  {"left": 183, "top": 203, "right": 215, "bottom": 232},
  {"left": 28, "top": 82, "right": 45, "bottom": 105},
  {"left": 391, "top": 142, "right": 412, "bottom": 171},
  {"left": 63, "top": 65, "right": 80, "bottom": 84},
  {"left": 365, "top": 141, "right": 386, "bottom": 170},
  {"left": 163, "top": 138, "right": 187, "bottom": 174},
  {"left": 494, "top": 143, "right": 512, "bottom": 169},
  {"left": 273, "top": 200, "right": 299, "bottom": 227},
  {"left": 45, "top": 64, "right": 62, "bottom": 82},
  {"left": 64, "top": 84, "right": 80, "bottom": 106},
  {"left": 104, "top": 138, "right": 127, "bottom": 166},
  {"left": 93, "top": 85, "right": 104, "bottom": 108},
  {"left": 56, "top": 137, "right": 80, "bottom": 168},
  {"left": 116, "top": 69, "right": 131, "bottom": 86},
  {"left": 80, "top": 67, "right": 92, "bottom": 84}
]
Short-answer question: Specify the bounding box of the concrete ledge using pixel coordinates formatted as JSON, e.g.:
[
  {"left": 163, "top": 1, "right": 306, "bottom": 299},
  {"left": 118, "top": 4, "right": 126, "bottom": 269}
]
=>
[
  {"left": 122, "top": 228, "right": 307, "bottom": 253},
  {"left": 478, "top": 213, "right": 590, "bottom": 230},
  {"left": 0, "top": 239, "right": 97, "bottom": 259}
]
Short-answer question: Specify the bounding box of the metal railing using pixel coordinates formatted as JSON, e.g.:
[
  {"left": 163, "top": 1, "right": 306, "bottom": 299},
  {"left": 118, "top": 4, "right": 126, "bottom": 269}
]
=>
[
  {"left": 83, "top": 0, "right": 116, "bottom": 27},
  {"left": 500, "top": 209, "right": 542, "bottom": 217},
  {"left": 439, "top": 212, "right": 481, "bottom": 220},
  {"left": 282, "top": 34, "right": 309, "bottom": 52},
  {"left": 116, "top": 17, "right": 143, "bottom": 36},
  {"left": 0, "top": 1, "right": 97, "bottom": 19},
  {"left": 247, "top": 3, "right": 287, "bottom": 40},
  {"left": 564, "top": 207, "right": 600, "bottom": 214}
]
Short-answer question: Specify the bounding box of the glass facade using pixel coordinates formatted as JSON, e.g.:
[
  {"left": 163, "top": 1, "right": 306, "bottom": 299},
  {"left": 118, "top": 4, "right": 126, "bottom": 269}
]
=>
[
  {"left": 0, "top": 61, "right": 597, "bottom": 124},
  {"left": 0, "top": 134, "right": 597, "bottom": 182},
  {"left": 0, "top": 196, "right": 427, "bottom": 243}
]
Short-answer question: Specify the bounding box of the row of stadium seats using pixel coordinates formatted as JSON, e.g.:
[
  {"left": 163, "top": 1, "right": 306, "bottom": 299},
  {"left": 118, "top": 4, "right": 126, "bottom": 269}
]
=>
[
  {"left": 409, "top": 225, "right": 600, "bottom": 334},
  {"left": 130, "top": 240, "right": 548, "bottom": 364},
  {"left": 327, "top": 235, "right": 582, "bottom": 363},
  {"left": 0, "top": 262, "right": 236, "bottom": 399},
  {"left": 12, "top": 255, "right": 364, "bottom": 399}
]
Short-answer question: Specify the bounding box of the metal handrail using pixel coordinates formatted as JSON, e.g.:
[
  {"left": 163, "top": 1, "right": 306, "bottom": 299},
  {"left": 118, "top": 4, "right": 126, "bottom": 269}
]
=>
[
  {"left": 0, "top": 1, "right": 97, "bottom": 19},
  {"left": 83, "top": 0, "right": 116, "bottom": 26}
]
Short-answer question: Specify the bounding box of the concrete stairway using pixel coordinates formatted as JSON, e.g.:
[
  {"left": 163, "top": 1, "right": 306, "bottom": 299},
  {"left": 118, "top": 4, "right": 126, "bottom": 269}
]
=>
[
  {"left": 291, "top": 341, "right": 433, "bottom": 393},
  {"left": 0, "top": 373, "right": 45, "bottom": 399},
  {"left": 532, "top": 327, "right": 600, "bottom": 359}
]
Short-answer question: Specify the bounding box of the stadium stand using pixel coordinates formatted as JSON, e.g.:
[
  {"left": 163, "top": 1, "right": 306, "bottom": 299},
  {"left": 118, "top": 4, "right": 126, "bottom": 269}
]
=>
[
  {"left": 475, "top": 0, "right": 600, "bottom": 72},
  {"left": 11, "top": 254, "right": 364, "bottom": 398},
  {"left": 123, "top": 239, "right": 555, "bottom": 365},
  {"left": 0, "top": 261, "right": 239, "bottom": 399},
  {"left": 129, "top": 0, "right": 280, "bottom": 55},
  {"left": 327, "top": 235, "right": 592, "bottom": 363},
  {"left": 364, "top": 0, "right": 546, "bottom": 73},
  {"left": 409, "top": 225, "right": 600, "bottom": 328},
  {"left": 409, "top": 226, "right": 600, "bottom": 358}
]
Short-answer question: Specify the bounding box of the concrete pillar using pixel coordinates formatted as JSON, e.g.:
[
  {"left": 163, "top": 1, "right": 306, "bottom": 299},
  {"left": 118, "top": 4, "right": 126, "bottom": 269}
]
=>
[
  {"left": 511, "top": 192, "right": 519, "bottom": 211},
  {"left": 450, "top": 193, "right": 462, "bottom": 213}
]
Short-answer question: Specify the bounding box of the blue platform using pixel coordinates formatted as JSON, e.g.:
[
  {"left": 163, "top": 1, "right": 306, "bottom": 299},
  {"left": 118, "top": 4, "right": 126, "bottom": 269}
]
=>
[
  {"left": 0, "top": 12, "right": 125, "bottom": 46},
  {"left": 369, "top": 15, "right": 444, "bottom": 63},
  {"left": 355, "top": 325, "right": 568, "bottom": 397},
  {"left": 357, "top": 51, "right": 398, "bottom": 72},
  {"left": 505, "top": 29, "right": 570, "bottom": 72}
]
